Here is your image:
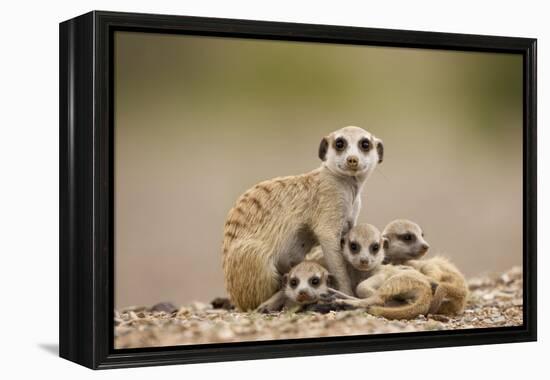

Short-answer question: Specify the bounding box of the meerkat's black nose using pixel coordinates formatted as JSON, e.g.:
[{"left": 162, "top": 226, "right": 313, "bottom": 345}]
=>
[
  {"left": 346, "top": 156, "right": 359, "bottom": 168},
  {"left": 360, "top": 258, "right": 369, "bottom": 265},
  {"left": 420, "top": 243, "right": 430, "bottom": 252}
]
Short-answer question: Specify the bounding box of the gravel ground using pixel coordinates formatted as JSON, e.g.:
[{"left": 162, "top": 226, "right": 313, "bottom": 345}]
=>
[{"left": 115, "top": 266, "right": 523, "bottom": 349}]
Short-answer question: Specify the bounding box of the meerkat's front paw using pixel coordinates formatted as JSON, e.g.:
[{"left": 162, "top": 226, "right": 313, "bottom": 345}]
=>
[
  {"left": 334, "top": 298, "right": 362, "bottom": 307},
  {"left": 255, "top": 302, "right": 281, "bottom": 314},
  {"left": 336, "top": 295, "right": 383, "bottom": 309},
  {"left": 255, "top": 306, "right": 271, "bottom": 314},
  {"left": 320, "top": 292, "right": 336, "bottom": 303}
]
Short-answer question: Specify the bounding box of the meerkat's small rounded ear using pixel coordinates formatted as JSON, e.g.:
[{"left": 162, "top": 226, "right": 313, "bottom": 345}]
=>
[
  {"left": 318, "top": 137, "right": 329, "bottom": 161},
  {"left": 382, "top": 236, "right": 389, "bottom": 249},
  {"left": 327, "top": 274, "right": 339, "bottom": 289},
  {"left": 340, "top": 231, "right": 349, "bottom": 249},
  {"left": 282, "top": 273, "right": 289, "bottom": 287},
  {"left": 376, "top": 138, "right": 384, "bottom": 164}
]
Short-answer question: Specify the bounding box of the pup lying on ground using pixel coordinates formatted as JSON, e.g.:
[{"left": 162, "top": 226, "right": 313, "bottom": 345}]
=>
[
  {"left": 256, "top": 261, "right": 355, "bottom": 313},
  {"left": 382, "top": 219, "right": 469, "bottom": 315}
]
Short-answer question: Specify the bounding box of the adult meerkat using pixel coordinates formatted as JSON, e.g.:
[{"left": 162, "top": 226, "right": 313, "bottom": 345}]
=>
[
  {"left": 382, "top": 219, "right": 469, "bottom": 315},
  {"left": 222, "top": 126, "right": 383, "bottom": 311},
  {"left": 335, "top": 224, "right": 435, "bottom": 320},
  {"left": 255, "top": 261, "right": 352, "bottom": 313}
]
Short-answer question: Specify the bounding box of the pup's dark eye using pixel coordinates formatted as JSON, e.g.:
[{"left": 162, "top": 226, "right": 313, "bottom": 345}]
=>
[
  {"left": 289, "top": 278, "right": 299, "bottom": 288},
  {"left": 403, "top": 233, "right": 415, "bottom": 242},
  {"left": 310, "top": 277, "right": 320, "bottom": 287},
  {"left": 349, "top": 241, "right": 361, "bottom": 254},
  {"left": 359, "top": 138, "right": 371, "bottom": 151},
  {"left": 334, "top": 138, "right": 347, "bottom": 151},
  {"left": 371, "top": 243, "right": 380, "bottom": 254}
]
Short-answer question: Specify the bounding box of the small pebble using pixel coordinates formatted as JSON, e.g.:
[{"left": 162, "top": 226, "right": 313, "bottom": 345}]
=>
[{"left": 151, "top": 302, "right": 178, "bottom": 313}]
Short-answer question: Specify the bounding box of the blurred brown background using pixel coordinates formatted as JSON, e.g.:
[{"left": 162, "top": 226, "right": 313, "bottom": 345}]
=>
[{"left": 114, "top": 31, "right": 522, "bottom": 309}]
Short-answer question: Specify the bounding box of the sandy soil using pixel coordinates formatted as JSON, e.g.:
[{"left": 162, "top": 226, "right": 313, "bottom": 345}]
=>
[{"left": 114, "top": 266, "right": 523, "bottom": 349}]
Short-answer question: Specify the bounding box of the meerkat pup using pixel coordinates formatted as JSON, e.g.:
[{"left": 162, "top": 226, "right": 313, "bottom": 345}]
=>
[
  {"left": 304, "top": 223, "right": 383, "bottom": 291},
  {"left": 336, "top": 223, "right": 435, "bottom": 320},
  {"left": 382, "top": 219, "right": 469, "bottom": 315},
  {"left": 222, "top": 126, "right": 384, "bottom": 311},
  {"left": 340, "top": 224, "right": 385, "bottom": 292},
  {"left": 255, "top": 261, "right": 348, "bottom": 313}
]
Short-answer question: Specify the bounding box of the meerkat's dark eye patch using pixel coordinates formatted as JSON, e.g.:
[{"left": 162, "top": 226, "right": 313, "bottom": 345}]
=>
[
  {"left": 333, "top": 137, "right": 347, "bottom": 152},
  {"left": 349, "top": 241, "right": 361, "bottom": 254},
  {"left": 401, "top": 233, "right": 416, "bottom": 243},
  {"left": 370, "top": 243, "right": 380, "bottom": 254},
  {"left": 359, "top": 138, "right": 371, "bottom": 152},
  {"left": 327, "top": 274, "right": 338, "bottom": 289},
  {"left": 309, "top": 276, "right": 320, "bottom": 287},
  {"left": 289, "top": 278, "right": 299, "bottom": 288}
]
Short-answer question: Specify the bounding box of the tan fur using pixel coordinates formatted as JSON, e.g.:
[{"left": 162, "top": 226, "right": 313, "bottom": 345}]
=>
[
  {"left": 342, "top": 263, "right": 434, "bottom": 320},
  {"left": 305, "top": 246, "right": 324, "bottom": 262},
  {"left": 382, "top": 219, "right": 469, "bottom": 315},
  {"left": 222, "top": 127, "right": 383, "bottom": 311},
  {"left": 406, "top": 257, "right": 469, "bottom": 315}
]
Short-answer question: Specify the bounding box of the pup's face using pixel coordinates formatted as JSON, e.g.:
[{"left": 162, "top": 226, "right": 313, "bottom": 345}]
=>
[
  {"left": 382, "top": 219, "right": 430, "bottom": 263},
  {"left": 318, "top": 126, "right": 383, "bottom": 178},
  {"left": 284, "top": 262, "right": 333, "bottom": 305},
  {"left": 342, "top": 224, "right": 384, "bottom": 272}
]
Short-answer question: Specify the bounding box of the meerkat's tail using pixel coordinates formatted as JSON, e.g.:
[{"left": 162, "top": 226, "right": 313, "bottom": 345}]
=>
[
  {"left": 223, "top": 240, "right": 279, "bottom": 311},
  {"left": 367, "top": 273, "right": 432, "bottom": 320},
  {"left": 430, "top": 281, "right": 469, "bottom": 315}
]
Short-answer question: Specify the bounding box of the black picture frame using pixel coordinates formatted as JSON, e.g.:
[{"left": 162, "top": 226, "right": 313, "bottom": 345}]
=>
[{"left": 59, "top": 10, "right": 537, "bottom": 369}]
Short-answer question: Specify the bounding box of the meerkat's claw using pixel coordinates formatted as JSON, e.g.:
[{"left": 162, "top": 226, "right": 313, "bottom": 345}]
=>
[{"left": 327, "top": 288, "right": 358, "bottom": 300}]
